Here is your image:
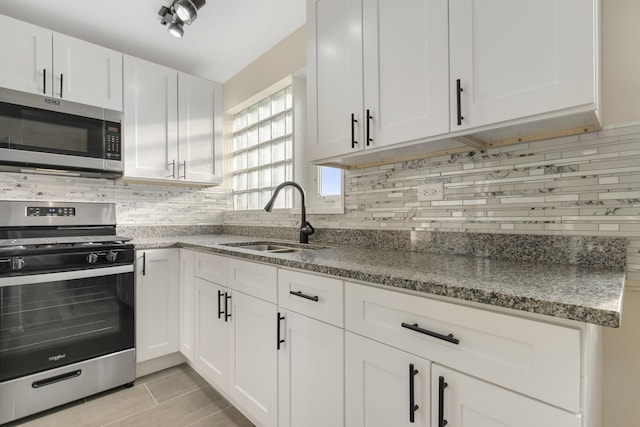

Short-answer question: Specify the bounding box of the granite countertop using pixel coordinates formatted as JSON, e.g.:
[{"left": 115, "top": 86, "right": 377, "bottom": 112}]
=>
[{"left": 133, "top": 234, "right": 626, "bottom": 328}]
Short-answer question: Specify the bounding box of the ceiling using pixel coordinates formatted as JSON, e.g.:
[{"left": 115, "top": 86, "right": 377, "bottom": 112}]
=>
[{"left": 0, "top": 0, "right": 306, "bottom": 83}]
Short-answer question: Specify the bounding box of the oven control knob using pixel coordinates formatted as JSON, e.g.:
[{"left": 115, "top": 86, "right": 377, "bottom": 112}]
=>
[
  {"left": 106, "top": 251, "right": 118, "bottom": 262},
  {"left": 86, "top": 253, "right": 99, "bottom": 264},
  {"left": 11, "top": 257, "right": 25, "bottom": 270}
]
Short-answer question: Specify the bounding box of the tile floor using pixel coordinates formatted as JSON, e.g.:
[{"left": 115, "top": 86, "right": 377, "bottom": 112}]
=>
[{"left": 4, "top": 364, "right": 254, "bottom": 427}]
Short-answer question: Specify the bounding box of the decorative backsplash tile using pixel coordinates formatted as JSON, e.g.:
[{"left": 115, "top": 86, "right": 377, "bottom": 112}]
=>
[
  {"left": 225, "top": 122, "right": 640, "bottom": 278},
  {"left": 0, "top": 173, "right": 232, "bottom": 226}
]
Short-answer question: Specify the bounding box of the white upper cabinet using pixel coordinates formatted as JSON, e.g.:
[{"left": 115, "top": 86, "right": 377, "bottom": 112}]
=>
[
  {"left": 0, "top": 15, "right": 51, "bottom": 96},
  {"left": 449, "top": 0, "right": 597, "bottom": 131},
  {"left": 123, "top": 56, "right": 179, "bottom": 181},
  {"left": 307, "top": 0, "right": 449, "bottom": 162},
  {"left": 123, "top": 56, "right": 223, "bottom": 185},
  {"left": 308, "top": 0, "right": 599, "bottom": 167},
  {"left": 363, "top": 0, "right": 450, "bottom": 148},
  {"left": 178, "top": 73, "right": 223, "bottom": 184},
  {"left": 52, "top": 33, "right": 123, "bottom": 111},
  {"left": 307, "top": 0, "right": 363, "bottom": 160},
  {"left": 0, "top": 14, "right": 122, "bottom": 111}
]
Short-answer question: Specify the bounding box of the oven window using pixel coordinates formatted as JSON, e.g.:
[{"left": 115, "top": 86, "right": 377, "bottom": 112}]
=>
[
  {"left": 0, "top": 271, "right": 134, "bottom": 382},
  {"left": 0, "top": 102, "right": 104, "bottom": 158}
]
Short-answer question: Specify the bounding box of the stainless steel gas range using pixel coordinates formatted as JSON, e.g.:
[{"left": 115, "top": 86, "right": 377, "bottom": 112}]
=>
[{"left": 0, "top": 200, "right": 135, "bottom": 424}]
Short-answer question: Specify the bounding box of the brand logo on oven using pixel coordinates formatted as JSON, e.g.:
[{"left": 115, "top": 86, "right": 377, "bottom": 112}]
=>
[
  {"left": 48, "top": 354, "right": 66, "bottom": 362},
  {"left": 44, "top": 98, "right": 61, "bottom": 106}
]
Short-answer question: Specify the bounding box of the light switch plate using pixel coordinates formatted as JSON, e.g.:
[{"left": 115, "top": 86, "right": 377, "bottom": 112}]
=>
[{"left": 417, "top": 183, "right": 444, "bottom": 201}]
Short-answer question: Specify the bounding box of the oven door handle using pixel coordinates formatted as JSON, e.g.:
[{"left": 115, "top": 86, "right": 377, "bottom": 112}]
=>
[{"left": 0, "top": 265, "right": 134, "bottom": 287}]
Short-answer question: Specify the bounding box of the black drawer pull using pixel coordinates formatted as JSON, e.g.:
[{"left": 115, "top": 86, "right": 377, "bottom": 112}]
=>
[
  {"left": 217, "top": 290, "right": 224, "bottom": 319},
  {"left": 289, "top": 290, "right": 319, "bottom": 302},
  {"left": 409, "top": 363, "right": 419, "bottom": 423},
  {"left": 456, "top": 78, "right": 464, "bottom": 126},
  {"left": 224, "top": 293, "right": 232, "bottom": 321},
  {"left": 366, "top": 109, "right": 373, "bottom": 146},
  {"left": 351, "top": 113, "right": 358, "bottom": 148},
  {"left": 401, "top": 322, "right": 460, "bottom": 345},
  {"left": 277, "top": 312, "right": 285, "bottom": 350},
  {"left": 438, "top": 376, "right": 448, "bottom": 427}
]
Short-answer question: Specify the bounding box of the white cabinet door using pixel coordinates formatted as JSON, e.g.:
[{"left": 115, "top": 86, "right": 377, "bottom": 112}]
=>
[
  {"left": 193, "top": 277, "right": 228, "bottom": 391},
  {"left": 307, "top": 0, "right": 363, "bottom": 160},
  {"left": 278, "top": 310, "right": 344, "bottom": 427},
  {"left": 449, "top": 0, "right": 596, "bottom": 131},
  {"left": 308, "top": 0, "right": 450, "bottom": 161},
  {"left": 363, "top": 0, "right": 450, "bottom": 148},
  {"left": 136, "top": 249, "right": 180, "bottom": 363},
  {"left": 0, "top": 15, "right": 51, "bottom": 96},
  {"left": 346, "top": 332, "right": 431, "bottom": 427},
  {"left": 432, "top": 364, "right": 581, "bottom": 427},
  {"left": 123, "top": 55, "right": 178, "bottom": 180},
  {"left": 52, "top": 33, "right": 122, "bottom": 110},
  {"left": 179, "top": 249, "right": 195, "bottom": 362},
  {"left": 228, "top": 290, "right": 278, "bottom": 427},
  {"left": 177, "top": 73, "right": 223, "bottom": 184}
]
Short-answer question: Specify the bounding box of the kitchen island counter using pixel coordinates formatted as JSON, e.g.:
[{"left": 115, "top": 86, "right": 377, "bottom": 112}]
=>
[{"left": 133, "top": 234, "right": 626, "bottom": 327}]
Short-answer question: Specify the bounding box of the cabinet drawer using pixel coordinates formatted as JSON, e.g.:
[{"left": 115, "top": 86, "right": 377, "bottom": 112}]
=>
[
  {"left": 278, "top": 269, "right": 344, "bottom": 327},
  {"left": 345, "top": 282, "right": 581, "bottom": 412},
  {"left": 194, "top": 251, "right": 227, "bottom": 284},
  {"left": 227, "top": 258, "right": 278, "bottom": 303}
]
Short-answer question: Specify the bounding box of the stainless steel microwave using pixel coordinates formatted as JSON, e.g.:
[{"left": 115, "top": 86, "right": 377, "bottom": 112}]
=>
[{"left": 0, "top": 87, "right": 122, "bottom": 178}]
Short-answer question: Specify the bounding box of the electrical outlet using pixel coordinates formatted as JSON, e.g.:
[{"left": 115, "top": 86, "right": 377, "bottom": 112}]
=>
[{"left": 417, "top": 183, "right": 444, "bottom": 201}]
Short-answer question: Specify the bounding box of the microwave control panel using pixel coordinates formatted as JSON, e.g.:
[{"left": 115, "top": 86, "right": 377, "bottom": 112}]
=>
[{"left": 105, "top": 122, "right": 121, "bottom": 161}]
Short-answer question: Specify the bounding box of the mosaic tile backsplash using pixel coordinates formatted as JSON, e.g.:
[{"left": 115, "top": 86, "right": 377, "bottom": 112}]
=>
[
  {"left": 1, "top": 122, "right": 638, "bottom": 278},
  {"left": 225, "top": 123, "right": 640, "bottom": 280}
]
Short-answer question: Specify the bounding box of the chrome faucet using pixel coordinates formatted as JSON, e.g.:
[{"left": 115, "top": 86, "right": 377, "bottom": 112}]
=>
[{"left": 264, "top": 181, "right": 315, "bottom": 244}]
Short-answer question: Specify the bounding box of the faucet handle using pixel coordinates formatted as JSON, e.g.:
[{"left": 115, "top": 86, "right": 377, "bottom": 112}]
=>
[{"left": 301, "top": 221, "right": 315, "bottom": 236}]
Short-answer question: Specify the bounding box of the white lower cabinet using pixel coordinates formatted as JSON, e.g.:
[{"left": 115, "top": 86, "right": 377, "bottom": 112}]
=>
[
  {"left": 432, "top": 364, "right": 581, "bottom": 427},
  {"left": 278, "top": 309, "right": 344, "bottom": 427},
  {"left": 346, "top": 331, "right": 430, "bottom": 427},
  {"left": 193, "top": 276, "right": 228, "bottom": 390},
  {"left": 135, "top": 249, "right": 179, "bottom": 363},
  {"left": 178, "top": 252, "right": 598, "bottom": 427},
  {"left": 227, "top": 290, "right": 279, "bottom": 427}
]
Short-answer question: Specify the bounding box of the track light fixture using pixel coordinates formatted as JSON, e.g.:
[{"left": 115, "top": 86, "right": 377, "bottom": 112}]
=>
[{"left": 158, "top": 0, "right": 206, "bottom": 38}]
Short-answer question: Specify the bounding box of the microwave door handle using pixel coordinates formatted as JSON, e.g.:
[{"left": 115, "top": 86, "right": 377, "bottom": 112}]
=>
[{"left": 43, "top": 68, "right": 46, "bottom": 94}]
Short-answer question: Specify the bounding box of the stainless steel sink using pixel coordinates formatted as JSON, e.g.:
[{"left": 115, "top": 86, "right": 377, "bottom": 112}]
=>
[
  {"left": 220, "top": 241, "right": 326, "bottom": 254},
  {"left": 236, "top": 244, "right": 302, "bottom": 253}
]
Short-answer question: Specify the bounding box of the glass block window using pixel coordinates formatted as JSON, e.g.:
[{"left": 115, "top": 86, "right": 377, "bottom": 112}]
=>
[{"left": 232, "top": 86, "right": 294, "bottom": 210}]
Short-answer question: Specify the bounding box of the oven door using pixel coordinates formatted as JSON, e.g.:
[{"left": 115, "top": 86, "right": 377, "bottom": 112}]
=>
[{"left": 0, "top": 265, "right": 134, "bottom": 383}]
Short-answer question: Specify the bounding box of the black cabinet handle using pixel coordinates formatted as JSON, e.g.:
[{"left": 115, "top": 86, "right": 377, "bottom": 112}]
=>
[
  {"left": 351, "top": 113, "right": 358, "bottom": 148},
  {"left": 456, "top": 78, "right": 464, "bottom": 126},
  {"left": 224, "top": 293, "right": 231, "bottom": 321},
  {"left": 289, "top": 290, "right": 319, "bottom": 302},
  {"left": 43, "top": 68, "right": 46, "bottom": 94},
  {"left": 438, "top": 376, "right": 448, "bottom": 427},
  {"left": 401, "top": 322, "right": 460, "bottom": 345},
  {"left": 217, "top": 290, "right": 224, "bottom": 319},
  {"left": 409, "top": 364, "right": 419, "bottom": 423},
  {"left": 141, "top": 252, "right": 146, "bottom": 276},
  {"left": 366, "top": 109, "right": 373, "bottom": 146},
  {"left": 60, "top": 74, "right": 64, "bottom": 98},
  {"left": 277, "top": 312, "right": 285, "bottom": 350}
]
